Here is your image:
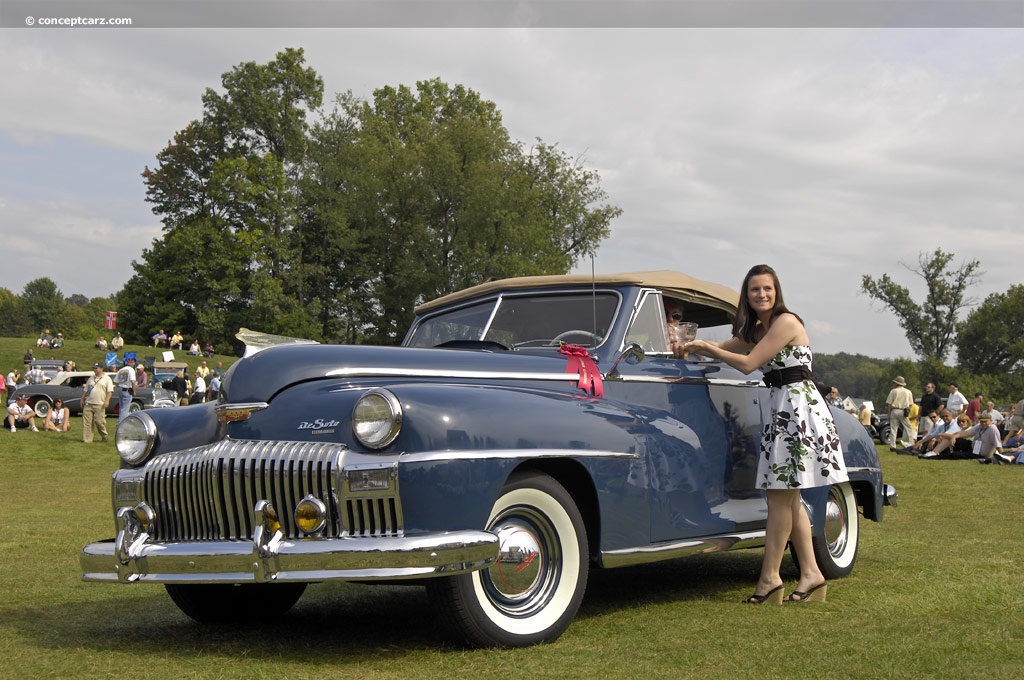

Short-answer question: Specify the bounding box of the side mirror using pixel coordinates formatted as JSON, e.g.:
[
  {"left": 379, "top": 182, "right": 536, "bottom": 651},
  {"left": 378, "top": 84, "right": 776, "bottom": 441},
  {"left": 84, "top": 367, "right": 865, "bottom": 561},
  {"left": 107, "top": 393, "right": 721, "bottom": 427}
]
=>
[{"left": 605, "top": 343, "right": 645, "bottom": 380}]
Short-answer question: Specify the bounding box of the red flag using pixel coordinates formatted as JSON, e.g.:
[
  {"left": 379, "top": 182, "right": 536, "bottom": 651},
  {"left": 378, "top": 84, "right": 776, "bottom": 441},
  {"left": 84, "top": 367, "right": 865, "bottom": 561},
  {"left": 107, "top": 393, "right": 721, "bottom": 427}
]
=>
[{"left": 105, "top": 311, "right": 117, "bottom": 330}]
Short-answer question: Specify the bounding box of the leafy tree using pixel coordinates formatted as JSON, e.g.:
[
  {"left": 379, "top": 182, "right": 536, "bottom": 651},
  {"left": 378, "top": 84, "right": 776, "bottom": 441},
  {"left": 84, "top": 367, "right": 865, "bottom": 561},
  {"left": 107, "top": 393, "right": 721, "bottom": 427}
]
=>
[
  {"left": 19, "top": 278, "right": 67, "bottom": 335},
  {"left": 813, "top": 352, "right": 887, "bottom": 399},
  {"left": 0, "top": 287, "right": 26, "bottom": 336},
  {"left": 308, "top": 80, "right": 620, "bottom": 343},
  {"left": 955, "top": 284, "right": 1024, "bottom": 375},
  {"left": 861, "top": 249, "right": 981, "bottom": 363},
  {"left": 123, "top": 48, "right": 324, "bottom": 349}
]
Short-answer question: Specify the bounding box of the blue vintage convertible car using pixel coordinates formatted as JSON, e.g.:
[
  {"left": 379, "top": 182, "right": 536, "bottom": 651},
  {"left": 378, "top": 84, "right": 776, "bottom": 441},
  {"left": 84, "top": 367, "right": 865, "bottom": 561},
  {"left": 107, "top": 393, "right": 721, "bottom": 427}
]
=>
[{"left": 81, "top": 271, "right": 892, "bottom": 647}]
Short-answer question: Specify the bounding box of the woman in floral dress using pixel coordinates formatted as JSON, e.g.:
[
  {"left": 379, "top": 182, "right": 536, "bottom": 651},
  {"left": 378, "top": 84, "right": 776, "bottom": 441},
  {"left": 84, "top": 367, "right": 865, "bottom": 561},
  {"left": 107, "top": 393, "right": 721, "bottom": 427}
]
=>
[{"left": 683, "top": 264, "right": 848, "bottom": 604}]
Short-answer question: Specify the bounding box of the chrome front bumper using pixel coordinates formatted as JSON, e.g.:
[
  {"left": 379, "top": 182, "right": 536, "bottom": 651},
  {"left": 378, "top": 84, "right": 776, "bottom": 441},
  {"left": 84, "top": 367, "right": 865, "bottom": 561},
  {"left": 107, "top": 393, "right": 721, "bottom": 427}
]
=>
[{"left": 81, "top": 526, "right": 499, "bottom": 584}]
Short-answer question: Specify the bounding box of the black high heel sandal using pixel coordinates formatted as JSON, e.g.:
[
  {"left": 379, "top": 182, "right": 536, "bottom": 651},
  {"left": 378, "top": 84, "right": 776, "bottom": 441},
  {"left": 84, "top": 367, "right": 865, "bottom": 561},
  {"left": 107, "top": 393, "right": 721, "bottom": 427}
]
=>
[
  {"left": 743, "top": 583, "right": 784, "bottom": 604},
  {"left": 786, "top": 581, "right": 827, "bottom": 603}
]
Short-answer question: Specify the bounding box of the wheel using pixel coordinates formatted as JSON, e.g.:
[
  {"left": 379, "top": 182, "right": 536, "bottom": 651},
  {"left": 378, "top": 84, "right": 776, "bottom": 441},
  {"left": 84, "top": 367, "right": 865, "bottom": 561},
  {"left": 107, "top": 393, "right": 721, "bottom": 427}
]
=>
[
  {"left": 165, "top": 583, "right": 307, "bottom": 623},
  {"left": 33, "top": 398, "right": 52, "bottom": 419},
  {"left": 878, "top": 424, "right": 891, "bottom": 444},
  {"left": 812, "top": 482, "right": 860, "bottom": 579},
  {"left": 428, "top": 470, "right": 589, "bottom": 648},
  {"left": 549, "top": 330, "right": 602, "bottom": 345},
  {"left": 128, "top": 401, "right": 143, "bottom": 413}
]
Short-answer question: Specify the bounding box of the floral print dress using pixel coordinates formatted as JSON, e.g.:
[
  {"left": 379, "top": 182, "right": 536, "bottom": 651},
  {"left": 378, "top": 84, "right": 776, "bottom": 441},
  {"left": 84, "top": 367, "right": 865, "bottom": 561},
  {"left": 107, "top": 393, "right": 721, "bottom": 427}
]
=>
[{"left": 758, "top": 345, "right": 848, "bottom": 489}]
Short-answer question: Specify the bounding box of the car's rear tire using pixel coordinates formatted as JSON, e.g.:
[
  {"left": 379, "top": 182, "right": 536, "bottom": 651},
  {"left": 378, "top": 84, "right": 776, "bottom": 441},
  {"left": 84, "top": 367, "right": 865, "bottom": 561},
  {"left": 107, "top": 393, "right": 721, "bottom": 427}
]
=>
[
  {"left": 165, "top": 583, "right": 307, "bottom": 623},
  {"left": 33, "top": 398, "right": 52, "bottom": 419},
  {"left": 128, "top": 401, "right": 142, "bottom": 413},
  {"left": 812, "top": 482, "right": 859, "bottom": 579},
  {"left": 428, "top": 470, "right": 589, "bottom": 648}
]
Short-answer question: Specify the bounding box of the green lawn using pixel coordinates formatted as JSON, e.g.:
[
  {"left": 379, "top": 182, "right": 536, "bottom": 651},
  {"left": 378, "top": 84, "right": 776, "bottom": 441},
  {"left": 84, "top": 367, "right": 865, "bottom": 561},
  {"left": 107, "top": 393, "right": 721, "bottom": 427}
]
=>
[{"left": 1, "top": 427, "right": 1021, "bottom": 679}]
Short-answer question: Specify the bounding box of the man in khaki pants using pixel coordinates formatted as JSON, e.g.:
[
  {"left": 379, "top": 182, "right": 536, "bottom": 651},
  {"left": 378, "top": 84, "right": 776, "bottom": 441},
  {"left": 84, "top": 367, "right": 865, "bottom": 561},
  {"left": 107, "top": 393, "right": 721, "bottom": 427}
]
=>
[
  {"left": 886, "top": 375, "right": 915, "bottom": 451},
  {"left": 82, "top": 363, "right": 113, "bottom": 443}
]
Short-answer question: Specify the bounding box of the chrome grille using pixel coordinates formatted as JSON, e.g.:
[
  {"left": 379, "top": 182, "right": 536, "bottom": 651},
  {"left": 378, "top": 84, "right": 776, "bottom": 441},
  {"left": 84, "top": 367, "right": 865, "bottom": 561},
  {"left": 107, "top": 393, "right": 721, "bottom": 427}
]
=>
[
  {"left": 342, "top": 497, "right": 401, "bottom": 537},
  {"left": 142, "top": 439, "right": 346, "bottom": 541}
]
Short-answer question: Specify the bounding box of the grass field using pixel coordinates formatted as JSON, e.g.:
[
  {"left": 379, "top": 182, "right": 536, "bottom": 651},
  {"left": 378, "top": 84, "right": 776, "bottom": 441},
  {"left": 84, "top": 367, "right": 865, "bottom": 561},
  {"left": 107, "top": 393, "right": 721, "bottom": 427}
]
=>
[
  {"left": 1, "top": 424, "right": 1021, "bottom": 679},
  {"left": 2, "top": 336, "right": 237, "bottom": 391}
]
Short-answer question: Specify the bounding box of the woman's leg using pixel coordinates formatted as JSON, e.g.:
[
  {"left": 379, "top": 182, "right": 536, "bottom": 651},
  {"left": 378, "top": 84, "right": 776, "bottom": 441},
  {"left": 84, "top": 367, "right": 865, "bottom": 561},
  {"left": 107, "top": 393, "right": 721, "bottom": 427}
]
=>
[
  {"left": 787, "top": 493, "right": 824, "bottom": 592},
  {"left": 755, "top": 489, "right": 797, "bottom": 594}
]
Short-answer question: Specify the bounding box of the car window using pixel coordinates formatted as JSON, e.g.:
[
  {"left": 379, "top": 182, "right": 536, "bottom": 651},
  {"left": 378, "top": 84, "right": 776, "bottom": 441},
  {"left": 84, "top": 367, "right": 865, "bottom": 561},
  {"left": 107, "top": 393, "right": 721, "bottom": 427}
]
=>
[
  {"left": 624, "top": 291, "right": 671, "bottom": 354},
  {"left": 406, "top": 292, "right": 619, "bottom": 349}
]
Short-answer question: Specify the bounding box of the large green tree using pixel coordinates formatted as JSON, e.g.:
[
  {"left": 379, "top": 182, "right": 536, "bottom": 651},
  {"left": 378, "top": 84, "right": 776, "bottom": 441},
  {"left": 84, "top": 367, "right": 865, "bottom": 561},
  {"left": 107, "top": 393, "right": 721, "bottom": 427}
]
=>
[
  {"left": 19, "top": 278, "right": 67, "bottom": 336},
  {"left": 861, "top": 249, "right": 981, "bottom": 363},
  {"left": 955, "top": 284, "right": 1024, "bottom": 375},
  {"left": 119, "top": 48, "right": 324, "bottom": 346},
  {"left": 123, "top": 53, "right": 618, "bottom": 350},
  {"left": 306, "top": 80, "right": 620, "bottom": 343}
]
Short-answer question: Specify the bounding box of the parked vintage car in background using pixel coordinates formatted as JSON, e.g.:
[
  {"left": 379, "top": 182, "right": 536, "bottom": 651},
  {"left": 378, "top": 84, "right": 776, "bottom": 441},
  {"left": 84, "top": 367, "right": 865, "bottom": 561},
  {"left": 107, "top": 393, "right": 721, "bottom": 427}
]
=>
[
  {"left": 81, "top": 271, "right": 893, "bottom": 647},
  {"left": 9, "top": 371, "right": 176, "bottom": 418}
]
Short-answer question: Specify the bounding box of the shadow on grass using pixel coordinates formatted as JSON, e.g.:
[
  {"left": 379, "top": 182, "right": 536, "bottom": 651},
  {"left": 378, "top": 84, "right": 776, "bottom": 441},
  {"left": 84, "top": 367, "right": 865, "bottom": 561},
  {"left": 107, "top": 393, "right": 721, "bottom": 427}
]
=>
[{"left": 8, "top": 551, "right": 775, "bottom": 659}]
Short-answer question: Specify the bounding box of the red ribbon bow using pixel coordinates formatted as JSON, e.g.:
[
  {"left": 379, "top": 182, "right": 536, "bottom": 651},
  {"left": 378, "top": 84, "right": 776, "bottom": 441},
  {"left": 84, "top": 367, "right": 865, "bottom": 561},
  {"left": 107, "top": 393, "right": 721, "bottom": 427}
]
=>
[{"left": 559, "top": 344, "right": 604, "bottom": 398}]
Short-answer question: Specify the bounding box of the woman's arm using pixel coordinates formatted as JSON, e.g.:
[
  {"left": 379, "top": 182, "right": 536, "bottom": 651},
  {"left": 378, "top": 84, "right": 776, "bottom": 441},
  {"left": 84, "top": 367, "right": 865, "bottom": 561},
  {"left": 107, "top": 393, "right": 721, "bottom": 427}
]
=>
[{"left": 683, "top": 313, "right": 805, "bottom": 375}]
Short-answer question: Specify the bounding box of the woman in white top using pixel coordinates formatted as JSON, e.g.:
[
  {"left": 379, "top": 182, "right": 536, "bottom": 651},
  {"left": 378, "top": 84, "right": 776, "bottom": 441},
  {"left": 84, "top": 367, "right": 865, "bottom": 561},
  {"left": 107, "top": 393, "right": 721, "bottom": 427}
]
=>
[{"left": 45, "top": 398, "right": 71, "bottom": 432}]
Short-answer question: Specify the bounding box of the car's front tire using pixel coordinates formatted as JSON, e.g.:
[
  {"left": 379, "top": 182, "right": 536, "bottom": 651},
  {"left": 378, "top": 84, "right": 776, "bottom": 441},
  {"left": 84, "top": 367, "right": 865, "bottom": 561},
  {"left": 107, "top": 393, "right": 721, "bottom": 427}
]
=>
[
  {"left": 428, "top": 470, "right": 589, "bottom": 648},
  {"left": 812, "top": 482, "right": 860, "bottom": 579},
  {"left": 165, "top": 583, "right": 307, "bottom": 623}
]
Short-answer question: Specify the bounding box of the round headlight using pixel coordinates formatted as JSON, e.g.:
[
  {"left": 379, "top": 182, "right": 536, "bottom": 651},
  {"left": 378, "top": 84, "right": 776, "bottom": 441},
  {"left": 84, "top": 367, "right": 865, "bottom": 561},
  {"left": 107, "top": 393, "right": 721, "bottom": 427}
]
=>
[
  {"left": 352, "top": 389, "right": 403, "bottom": 449},
  {"left": 116, "top": 412, "right": 157, "bottom": 465}
]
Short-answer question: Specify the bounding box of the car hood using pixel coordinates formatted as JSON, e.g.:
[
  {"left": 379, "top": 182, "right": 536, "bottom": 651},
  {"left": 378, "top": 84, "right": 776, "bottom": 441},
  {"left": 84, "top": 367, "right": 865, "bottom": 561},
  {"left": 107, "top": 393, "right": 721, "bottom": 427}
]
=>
[{"left": 223, "top": 343, "right": 589, "bottom": 404}]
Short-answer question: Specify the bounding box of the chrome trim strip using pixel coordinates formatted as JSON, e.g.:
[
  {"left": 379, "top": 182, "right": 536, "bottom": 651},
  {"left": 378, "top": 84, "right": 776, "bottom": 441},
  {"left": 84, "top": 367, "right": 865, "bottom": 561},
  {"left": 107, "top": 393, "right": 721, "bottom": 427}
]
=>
[
  {"left": 846, "top": 466, "right": 882, "bottom": 475},
  {"left": 399, "top": 448, "right": 639, "bottom": 464},
  {"left": 81, "top": 530, "right": 499, "bottom": 584},
  {"left": 327, "top": 367, "right": 582, "bottom": 382},
  {"left": 601, "top": 530, "right": 767, "bottom": 568}
]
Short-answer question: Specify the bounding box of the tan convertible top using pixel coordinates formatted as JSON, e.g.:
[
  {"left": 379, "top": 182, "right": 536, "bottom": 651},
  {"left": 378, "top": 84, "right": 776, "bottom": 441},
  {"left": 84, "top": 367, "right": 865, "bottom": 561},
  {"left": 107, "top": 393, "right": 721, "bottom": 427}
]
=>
[{"left": 415, "top": 270, "right": 740, "bottom": 322}]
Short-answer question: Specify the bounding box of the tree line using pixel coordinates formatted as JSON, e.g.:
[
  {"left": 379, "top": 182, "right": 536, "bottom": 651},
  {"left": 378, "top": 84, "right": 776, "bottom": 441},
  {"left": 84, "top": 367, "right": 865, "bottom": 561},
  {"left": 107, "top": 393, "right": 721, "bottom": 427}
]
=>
[{"left": 109, "top": 48, "right": 619, "bottom": 352}]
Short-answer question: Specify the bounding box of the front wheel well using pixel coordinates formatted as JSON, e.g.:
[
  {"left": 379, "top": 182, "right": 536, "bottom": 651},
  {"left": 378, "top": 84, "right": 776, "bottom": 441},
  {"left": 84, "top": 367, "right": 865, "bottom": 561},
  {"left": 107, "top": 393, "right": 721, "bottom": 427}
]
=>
[{"left": 509, "top": 458, "right": 600, "bottom": 564}]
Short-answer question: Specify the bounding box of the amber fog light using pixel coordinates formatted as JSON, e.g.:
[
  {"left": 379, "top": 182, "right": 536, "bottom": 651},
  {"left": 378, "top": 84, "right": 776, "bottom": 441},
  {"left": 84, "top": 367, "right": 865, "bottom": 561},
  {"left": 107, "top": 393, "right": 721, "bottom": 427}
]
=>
[
  {"left": 294, "top": 496, "right": 327, "bottom": 535},
  {"left": 352, "top": 389, "right": 403, "bottom": 449}
]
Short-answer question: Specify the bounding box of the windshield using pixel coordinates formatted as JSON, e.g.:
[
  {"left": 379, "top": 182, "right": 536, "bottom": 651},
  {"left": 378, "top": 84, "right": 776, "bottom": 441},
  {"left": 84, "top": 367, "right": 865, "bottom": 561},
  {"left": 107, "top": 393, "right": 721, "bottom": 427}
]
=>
[{"left": 406, "top": 292, "right": 620, "bottom": 349}]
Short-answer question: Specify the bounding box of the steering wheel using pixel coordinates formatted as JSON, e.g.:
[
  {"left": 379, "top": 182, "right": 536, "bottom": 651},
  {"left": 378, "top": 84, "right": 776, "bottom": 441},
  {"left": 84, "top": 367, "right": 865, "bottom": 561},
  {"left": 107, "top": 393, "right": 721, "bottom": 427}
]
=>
[{"left": 549, "top": 330, "right": 602, "bottom": 346}]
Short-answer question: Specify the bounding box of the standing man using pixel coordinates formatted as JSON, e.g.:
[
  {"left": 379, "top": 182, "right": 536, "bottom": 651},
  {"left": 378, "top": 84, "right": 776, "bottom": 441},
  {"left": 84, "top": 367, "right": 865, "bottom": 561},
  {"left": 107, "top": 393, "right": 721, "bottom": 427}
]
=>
[
  {"left": 886, "top": 375, "right": 915, "bottom": 450},
  {"left": 25, "top": 363, "right": 47, "bottom": 384},
  {"left": 114, "top": 358, "right": 137, "bottom": 422},
  {"left": 919, "top": 383, "right": 942, "bottom": 436},
  {"left": 946, "top": 383, "right": 969, "bottom": 417},
  {"left": 82, "top": 363, "right": 114, "bottom": 443},
  {"left": 965, "top": 392, "right": 983, "bottom": 424}
]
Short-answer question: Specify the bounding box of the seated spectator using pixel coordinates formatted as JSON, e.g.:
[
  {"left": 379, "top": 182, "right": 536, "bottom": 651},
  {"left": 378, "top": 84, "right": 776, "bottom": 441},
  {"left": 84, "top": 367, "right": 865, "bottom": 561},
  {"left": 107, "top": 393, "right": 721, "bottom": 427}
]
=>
[
  {"left": 110, "top": 332, "right": 124, "bottom": 351},
  {"left": 44, "top": 398, "right": 71, "bottom": 432},
  {"left": 152, "top": 329, "right": 168, "bottom": 347},
  {"left": 7, "top": 396, "right": 39, "bottom": 432},
  {"left": 1000, "top": 429, "right": 1024, "bottom": 463},
  {"left": 95, "top": 336, "right": 108, "bottom": 350},
  {"left": 171, "top": 331, "right": 184, "bottom": 351},
  {"left": 51, "top": 332, "right": 64, "bottom": 349},
  {"left": 927, "top": 413, "right": 1001, "bottom": 461},
  {"left": 188, "top": 339, "right": 201, "bottom": 356},
  {"left": 24, "top": 364, "right": 48, "bottom": 385},
  {"left": 913, "top": 410, "right": 960, "bottom": 456},
  {"left": 203, "top": 341, "right": 216, "bottom": 358}
]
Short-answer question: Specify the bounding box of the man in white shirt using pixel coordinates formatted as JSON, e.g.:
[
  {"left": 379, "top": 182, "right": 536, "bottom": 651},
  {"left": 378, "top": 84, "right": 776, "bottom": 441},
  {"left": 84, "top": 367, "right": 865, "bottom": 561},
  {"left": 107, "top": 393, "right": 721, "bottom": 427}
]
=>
[
  {"left": 945, "top": 383, "right": 969, "bottom": 416},
  {"left": 7, "top": 396, "right": 39, "bottom": 432},
  {"left": 114, "top": 359, "right": 137, "bottom": 422}
]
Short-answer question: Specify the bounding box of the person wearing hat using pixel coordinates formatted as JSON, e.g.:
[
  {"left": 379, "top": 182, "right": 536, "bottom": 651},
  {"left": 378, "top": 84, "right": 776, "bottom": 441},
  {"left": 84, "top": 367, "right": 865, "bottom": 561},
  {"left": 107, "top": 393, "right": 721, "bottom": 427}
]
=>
[
  {"left": 7, "top": 395, "right": 39, "bottom": 432},
  {"left": 932, "top": 412, "right": 1008, "bottom": 463},
  {"left": 885, "top": 375, "right": 915, "bottom": 450},
  {"left": 82, "top": 363, "right": 114, "bottom": 443}
]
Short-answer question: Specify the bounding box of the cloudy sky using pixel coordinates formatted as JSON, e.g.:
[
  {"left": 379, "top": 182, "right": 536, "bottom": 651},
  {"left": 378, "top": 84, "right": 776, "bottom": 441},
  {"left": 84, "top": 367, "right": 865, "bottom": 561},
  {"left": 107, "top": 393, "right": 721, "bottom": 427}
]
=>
[{"left": 2, "top": 2, "right": 1022, "bottom": 359}]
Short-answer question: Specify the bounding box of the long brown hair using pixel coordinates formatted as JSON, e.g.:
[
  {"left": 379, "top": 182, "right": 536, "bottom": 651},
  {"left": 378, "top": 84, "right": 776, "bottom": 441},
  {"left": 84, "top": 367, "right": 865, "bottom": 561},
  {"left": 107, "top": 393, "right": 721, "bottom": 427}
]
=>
[{"left": 732, "top": 264, "right": 803, "bottom": 343}]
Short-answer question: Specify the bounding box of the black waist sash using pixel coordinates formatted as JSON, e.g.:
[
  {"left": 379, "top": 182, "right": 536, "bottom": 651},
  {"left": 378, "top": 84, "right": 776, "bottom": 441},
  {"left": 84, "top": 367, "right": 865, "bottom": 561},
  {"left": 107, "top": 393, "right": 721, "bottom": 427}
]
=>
[{"left": 762, "top": 365, "right": 815, "bottom": 388}]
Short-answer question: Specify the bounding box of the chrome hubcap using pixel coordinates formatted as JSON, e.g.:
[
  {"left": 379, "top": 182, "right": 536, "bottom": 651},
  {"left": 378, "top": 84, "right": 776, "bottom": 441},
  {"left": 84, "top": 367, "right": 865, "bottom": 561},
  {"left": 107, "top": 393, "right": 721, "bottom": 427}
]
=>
[
  {"left": 824, "top": 488, "right": 848, "bottom": 557},
  {"left": 482, "top": 507, "right": 560, "bottom": 615}
]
